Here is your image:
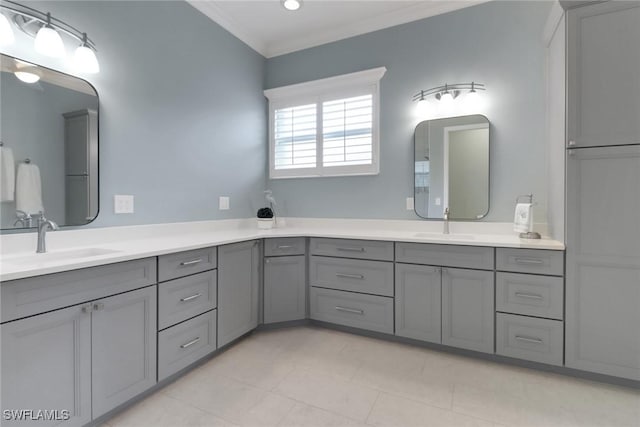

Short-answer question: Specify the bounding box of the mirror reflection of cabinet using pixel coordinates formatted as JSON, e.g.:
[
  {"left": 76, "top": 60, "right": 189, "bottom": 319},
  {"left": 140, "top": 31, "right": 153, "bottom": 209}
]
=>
[
  {"left": 414, "top": 115, "right": 490, "bottom": 220},
  {"left": 64, "top": 109, "right": 98, "bottom": 225}
]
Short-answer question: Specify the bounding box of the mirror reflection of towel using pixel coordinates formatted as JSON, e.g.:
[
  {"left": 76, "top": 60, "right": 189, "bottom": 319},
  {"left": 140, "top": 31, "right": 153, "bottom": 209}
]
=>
[
  {"left": 0, "top": 146, "right": 15, "bottom": 202},
  {"left": 16, "top": 163, "right": 43, "bottom": 215}
]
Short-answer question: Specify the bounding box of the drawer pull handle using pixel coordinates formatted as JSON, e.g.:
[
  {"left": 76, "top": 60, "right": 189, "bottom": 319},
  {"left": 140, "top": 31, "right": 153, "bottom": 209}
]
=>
[
  {"left": 277, "top": 245, "right": 294, "bottom": 249},
  {"left": 180, "top": 293, "right": 202, "bottom": 302},
  {"left": 336, "top": 273, "right": 365, "bottom": 280},
  {"left": 514, "top": 258, "right": 544, "bottom": 265},
  {"left": 180, "top": 258, "right": 203, "bottom": 267},
  {"left": 180, "top": 337, "right": 201, "bottom": 349},
  {"left": 335, "top": 306, "right": 364, "bottom": 315},
  {"left": 514, "top": 292, "right": 544, "bottom": 300},
  {"left": 337, "top": 247, "right": 365, "bottom": 253},
  {"left": 92, "top": 302, "right": 105, "bottom": 311},
  {"left": 515, "top": 335, "right": 543, "bottom": 344}
]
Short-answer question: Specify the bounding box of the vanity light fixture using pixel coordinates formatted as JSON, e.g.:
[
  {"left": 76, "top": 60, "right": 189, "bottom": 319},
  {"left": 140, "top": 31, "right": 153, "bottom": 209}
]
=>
[
  {"left": 412, "top": 82, "right": 486, "bottom": 108},
  {"left": 0, "top": 0, "right": 100, "bottom": 73},
  {"left": 282, "top": 0, "right": 302, "bottom": 11}
]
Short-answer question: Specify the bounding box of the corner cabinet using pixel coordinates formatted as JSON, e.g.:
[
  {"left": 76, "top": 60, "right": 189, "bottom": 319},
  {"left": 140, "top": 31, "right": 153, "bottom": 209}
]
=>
[
  {"left": 218, "top": 240, "right": 260, "bottom": 347},
  {"left": 565, "top": 145, "right": 640, "bottom": 380},
  {"left": 264, "top": 255, "right": 307, "bottom": 323}
]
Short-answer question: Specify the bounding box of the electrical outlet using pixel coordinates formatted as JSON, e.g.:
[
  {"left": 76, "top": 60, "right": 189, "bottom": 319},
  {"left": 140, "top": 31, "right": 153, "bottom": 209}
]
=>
[
  {"left": 435, "top": 197, "right": 442, "bottom": 206},
  {"left": 219, "top": 196, "right": 230, "bottom": 210},
  {"left": 114, "top": 195, "right": 134, "bottom": 214},
  {"left": 406, "top": 197, "right": 414, "bottom": 210}
]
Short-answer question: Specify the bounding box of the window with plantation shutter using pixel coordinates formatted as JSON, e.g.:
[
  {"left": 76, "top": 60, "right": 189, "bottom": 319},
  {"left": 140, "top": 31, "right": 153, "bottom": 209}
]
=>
[{"left": 264, "top": 67, "right": 386, "bottom": 179}]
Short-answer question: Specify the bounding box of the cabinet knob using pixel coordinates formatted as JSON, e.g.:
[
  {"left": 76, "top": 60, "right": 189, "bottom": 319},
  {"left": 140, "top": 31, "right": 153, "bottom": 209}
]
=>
[
  {"left": 568, "top": 150, "right": 575, "bottom": 157},
  {"left": 81, "top": 304, "right": 93, "bottom": 314},
  {"left": 93, "top": 302, "right": 105, "bottom": 311},
  {"left": 568, "top": 140, "right": 576, "bottom": 146}
]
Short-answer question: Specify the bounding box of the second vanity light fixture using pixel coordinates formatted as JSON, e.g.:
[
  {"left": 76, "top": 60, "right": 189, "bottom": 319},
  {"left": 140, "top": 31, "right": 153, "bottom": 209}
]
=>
[
  {"left": 282, "top": 0, "right": 303, "bottom": 11},
  {"left": 413, "top": 82, "right": 486, "bottom": 112},
  {"left": 0, "top": 0, "right": 100, "bottom": 74}
]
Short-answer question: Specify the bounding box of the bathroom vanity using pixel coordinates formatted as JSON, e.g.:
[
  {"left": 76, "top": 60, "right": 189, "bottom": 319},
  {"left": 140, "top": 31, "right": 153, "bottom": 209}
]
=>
[{"left": 0, "top": 220, "right": 575, "bottom": 426}]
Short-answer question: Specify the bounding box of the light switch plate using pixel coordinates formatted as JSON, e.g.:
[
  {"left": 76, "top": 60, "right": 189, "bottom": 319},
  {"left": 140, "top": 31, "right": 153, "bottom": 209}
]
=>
[
  {"left": 114, "top": 195, "right": 134, "bottom": 214},
  {"left": 219, "top": 196, "right": 230, "bottom": 210},
  {"left": 406, "top": 197, "right": 414, "bottom": 210}
]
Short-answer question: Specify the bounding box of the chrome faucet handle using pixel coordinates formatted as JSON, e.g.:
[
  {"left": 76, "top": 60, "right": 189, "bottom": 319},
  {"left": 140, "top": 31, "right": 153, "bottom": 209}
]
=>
[{"left": 443, "top": 207, "right": 450, "bottom": 220}]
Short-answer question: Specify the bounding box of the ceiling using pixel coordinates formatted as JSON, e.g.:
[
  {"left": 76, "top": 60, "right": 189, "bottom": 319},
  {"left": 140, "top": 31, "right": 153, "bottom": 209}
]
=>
[{"left": 187, "top": 0, "right": 488, "bottom": 58}]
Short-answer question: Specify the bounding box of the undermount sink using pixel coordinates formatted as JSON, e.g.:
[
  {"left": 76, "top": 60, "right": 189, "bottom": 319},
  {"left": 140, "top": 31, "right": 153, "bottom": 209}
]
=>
[
  {"left": 413, "top": 232, "right": 476, "bottom": 240},
  {"left": 4, "top": 248, "right": 121, "bottom": 266}
]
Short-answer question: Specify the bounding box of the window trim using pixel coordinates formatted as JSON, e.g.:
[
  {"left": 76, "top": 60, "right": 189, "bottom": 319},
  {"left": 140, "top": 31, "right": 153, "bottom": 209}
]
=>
[{"left": 264, "top": 67, "right": 387, "bottom": 179}]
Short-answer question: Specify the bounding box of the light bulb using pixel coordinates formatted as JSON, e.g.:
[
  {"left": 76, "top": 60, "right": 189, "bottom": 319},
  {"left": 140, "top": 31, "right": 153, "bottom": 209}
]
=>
[
  {"left": 465, "top": 89, "right": 480, "bottom": 109},
  {"left": 14, "top": 70, "right": 40, "bottom": 83},
  {"left": 282, "top": 0, "right": 302, "bottom": 11},
  {"left": 73, "top": 42, "right": 100, "bottom": 74},
  {"left": 34, "top": 14, "right": 66, "bottom": 58},
  {"left": 0, "top": 13, "right": 14, "bottom": 46},
  {"left": 440, "top": 91, "right": 454, "bottom": 104},
  {"left": 416, "top": 98, "right": 430, "bottom": 116}
]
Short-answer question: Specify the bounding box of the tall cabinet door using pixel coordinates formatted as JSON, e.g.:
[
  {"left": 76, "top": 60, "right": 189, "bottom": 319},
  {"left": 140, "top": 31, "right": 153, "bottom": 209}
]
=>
[
  {"left": 442, "top": 268, "right": 494, "bottom": 354},
  {"left": 92, "top": 286, "right": 157, "bottom": 418},
  {"left": 264, "top": 255, "right": 306, "bottom": 323},
  {"left": 567, "top": 2, "right": 640, "bottom": 148},
  {"left": 218, "top": 240, "right": 260, "bottom": 347},
  {"left": 1, "top": 305, "right": 91, "bottom": 427},
  {"left": 565, "top": 145, "right": 640, "bottom": 380},
  {"left": 395, "top": 264, "right": 441, "bottom": 343}
]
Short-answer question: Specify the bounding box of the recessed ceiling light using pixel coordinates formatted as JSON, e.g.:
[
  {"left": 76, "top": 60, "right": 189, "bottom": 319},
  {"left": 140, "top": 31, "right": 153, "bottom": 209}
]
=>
[{"left": 282, "top": 0, "right": 302, "bottom": 11}]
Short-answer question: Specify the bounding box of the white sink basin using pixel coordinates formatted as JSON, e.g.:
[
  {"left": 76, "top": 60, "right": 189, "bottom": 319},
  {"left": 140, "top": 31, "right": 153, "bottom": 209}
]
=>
[
  {"left": 414, "top": 232, "right": 475, "bottom": 240},
  {"left": 4, "top": 248, "right": 121, "bottom": 266}
]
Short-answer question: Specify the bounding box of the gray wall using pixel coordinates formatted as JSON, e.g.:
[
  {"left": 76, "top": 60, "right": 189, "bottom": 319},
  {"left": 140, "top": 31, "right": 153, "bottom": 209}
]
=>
[
  {"left": 1, "top": 1, "right": 266, "bottom": 229},
  {"left": 0, "top": 76, "right": 98, "bottom": 228},
  {"left": 265, "top": 1, "right": 552, "bottom": 221}
]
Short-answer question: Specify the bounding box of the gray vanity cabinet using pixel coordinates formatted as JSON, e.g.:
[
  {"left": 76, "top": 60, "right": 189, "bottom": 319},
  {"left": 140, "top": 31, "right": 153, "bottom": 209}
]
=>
[
  {"left": 218, "top": 240, "right": 260, "bottom": 347},
  {"left": 264, "top": 255, "right": 307, "bottom": 323},
  {"left": 565, "top": 145, "right": 640, "bottom": 380},
  {"left": 1, "top": 305, "right": 92, "bottom": 427},
  {"left": 442, "top": 268, "right": 494, "bottom": 354},
  {"left": 395, "top": 263, "right": 441, "bottom": 344},
  {"left": 92, "top": 286, "right": 157, "bottom": 418},
  {"left": 566, "top": 1, "right": 640, "bottom": 148}
]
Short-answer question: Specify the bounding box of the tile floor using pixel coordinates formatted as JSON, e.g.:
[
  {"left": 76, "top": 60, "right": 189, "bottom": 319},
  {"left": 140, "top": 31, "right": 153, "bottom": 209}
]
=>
[{"left": 103, "top": 326, "right": 639, "bottom": 427}]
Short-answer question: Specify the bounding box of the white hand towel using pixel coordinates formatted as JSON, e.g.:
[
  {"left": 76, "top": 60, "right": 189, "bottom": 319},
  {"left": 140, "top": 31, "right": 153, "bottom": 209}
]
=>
[
  {"left": 514, "top": 203, "right": 532, "bottom": 233},
  {"left": 16, "top": 162, "right": 43, "bottom": 215},
  {"left": 0, "top": 146, "right": 15, "bottom": 202}
]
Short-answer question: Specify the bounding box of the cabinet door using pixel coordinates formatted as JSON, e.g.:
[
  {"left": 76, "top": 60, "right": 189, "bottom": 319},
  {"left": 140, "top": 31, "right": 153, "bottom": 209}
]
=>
[
  {"left": 395, "top": 264, "right": 441, "bottom": 343},
  {"left": 218, "top": 240, "right": 260, "bottom": 347},
  {"left": 92, "top": 286, "right": 157, "bottom": 418},
  {"left": 442, "top": 268, "right": 494, "bottom": 353},
  {"left": 1, "top": 304, "right": 91, "bottom": 427},
  {"left": 567, "top": 2, "right": 640, "bottom": 148},
  {"left": 264, "top": 255, "right": 306, "bottom": 323},
  {"left": 565, "top": 145, "right": 640, "bottom": 380}
]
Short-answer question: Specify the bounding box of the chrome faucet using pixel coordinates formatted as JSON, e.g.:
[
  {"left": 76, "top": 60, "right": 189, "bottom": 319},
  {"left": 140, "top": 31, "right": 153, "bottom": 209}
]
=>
[
  {"left": 14, "top": 210, "right": 33, "bottom": 228},
  {"left": 443, "top": 207, "right": 450, "bottom": 235},
  {"left": 36, "top": 216, "right": 59, "bottom": 253}
]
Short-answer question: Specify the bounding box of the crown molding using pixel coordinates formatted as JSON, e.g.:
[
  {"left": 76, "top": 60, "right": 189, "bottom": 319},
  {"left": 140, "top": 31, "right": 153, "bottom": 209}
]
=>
[
  {"left": 266, "top": 0, "right": 489, "bottom": 58},
  {"left": 188, "top": 1, "right": 489, "bottom": 59},
  {"left": 187, "top": 0, "right": 269, "bottom": 56}
]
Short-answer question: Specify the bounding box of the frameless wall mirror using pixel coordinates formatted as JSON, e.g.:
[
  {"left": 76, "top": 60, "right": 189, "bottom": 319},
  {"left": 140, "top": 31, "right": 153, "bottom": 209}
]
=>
[
  {"left": 414, "top": 114, "right": 489, "bottom": 220},
  {"left": 0, "top": 53, "right": 99, "bottom": 230}
]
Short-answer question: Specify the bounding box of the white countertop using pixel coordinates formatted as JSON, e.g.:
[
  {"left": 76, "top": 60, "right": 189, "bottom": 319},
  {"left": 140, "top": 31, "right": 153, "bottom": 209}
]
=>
[{"left": 0, "top": 218, "right": 564, "bottom": 282}]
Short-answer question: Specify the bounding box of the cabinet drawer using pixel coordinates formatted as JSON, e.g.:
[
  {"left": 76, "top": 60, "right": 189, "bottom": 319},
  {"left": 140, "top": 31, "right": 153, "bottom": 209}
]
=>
[
  {"left": 158, "top": 270, "right": 217, "bottom": 330},
  {"left": 496, "top": 248, "right": 563, "bottom": 276},
  {"left": 310, "top": 256, "right": 394, "bottom": 297},
  {"left": 265, "top": 237, "right": 306, "bottom": 256},
  {"left": 496, "top": 273, "right": 563, "bottom": 320},
  {"left": 310, "top": 238, "right": 394, "bottom": 261},
  {"left": 1, "top": 258, "right": 156, "bottom": 323},
  {"left": 158, "top": 309, "right": 217, "bottom": 381},
  {"left": 310, "top": 287, "right": 394, "bottom": 334},
  {"left": 396, "top": 242, "right": 494, "bottom": 270},
  {"left": 496, "top": 313, "right": 563, "bottom": 366},
  {"left": 158, "top": 247, "right": 217, "bottom": 282}
]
